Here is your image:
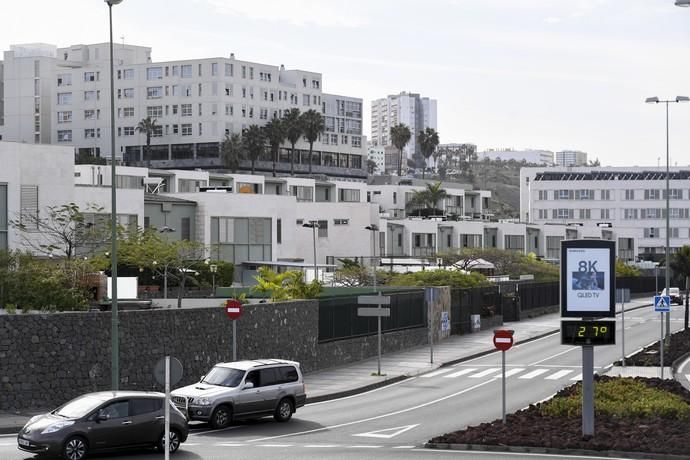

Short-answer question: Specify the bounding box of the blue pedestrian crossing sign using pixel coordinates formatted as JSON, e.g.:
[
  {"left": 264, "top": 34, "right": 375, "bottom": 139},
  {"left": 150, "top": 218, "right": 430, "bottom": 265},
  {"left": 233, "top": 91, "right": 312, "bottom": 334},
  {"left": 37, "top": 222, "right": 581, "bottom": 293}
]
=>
[{"left": 654, "top": 295, "right": 671, "bottom": 312}]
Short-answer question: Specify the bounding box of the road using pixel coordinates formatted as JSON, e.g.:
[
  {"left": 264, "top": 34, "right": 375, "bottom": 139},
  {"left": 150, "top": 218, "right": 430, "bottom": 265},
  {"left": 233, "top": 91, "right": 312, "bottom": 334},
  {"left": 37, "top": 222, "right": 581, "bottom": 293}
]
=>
[{"left": 2, "top": 299, "right": 685, "bottom": 460}]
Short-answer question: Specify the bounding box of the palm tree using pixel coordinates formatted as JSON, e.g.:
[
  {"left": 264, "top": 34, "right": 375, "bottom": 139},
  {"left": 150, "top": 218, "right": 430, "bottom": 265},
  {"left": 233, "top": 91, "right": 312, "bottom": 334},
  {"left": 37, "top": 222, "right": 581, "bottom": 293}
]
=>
[
  {"left": 407, "top": 181, "right": 448, "bottom": 216},
  {"left": 418, "top": 127, "right": 440, "bottom": 179},
  {"left": 263, "top": 117, "right": 285, "bottom": 177},
  {"left": 300, "top": 109, "right": 325, "bottom": 175},
  {"left": 135, "top": 116, "right": 158, "bottom": 164},
  {"left": 220, "top": 132, "right": 244, "bottom": 173},
  {"left": 390, "top": 123, "right": 411, "bottom": 176},
  {"left": 242, "top": 124, "right": 265, "bottom": 175},
  {"left": 282, "top": 108, "right": 302, "bottom": 176}
]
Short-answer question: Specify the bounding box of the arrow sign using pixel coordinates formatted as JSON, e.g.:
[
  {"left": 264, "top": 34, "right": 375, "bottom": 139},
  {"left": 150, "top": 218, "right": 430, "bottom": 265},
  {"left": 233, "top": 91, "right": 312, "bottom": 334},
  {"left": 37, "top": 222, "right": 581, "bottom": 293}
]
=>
[
  {"left": 654, "top": 295, "right": 670, "bottom": 312},
  {"left": 357, "top": 307, "right": 390, "bottom": 317},
  {"left": 353, "top": 424, "right": 419, "bottom": 439},
  {"left": 358, "top": 295, "right": 391, "bottom": 305}
]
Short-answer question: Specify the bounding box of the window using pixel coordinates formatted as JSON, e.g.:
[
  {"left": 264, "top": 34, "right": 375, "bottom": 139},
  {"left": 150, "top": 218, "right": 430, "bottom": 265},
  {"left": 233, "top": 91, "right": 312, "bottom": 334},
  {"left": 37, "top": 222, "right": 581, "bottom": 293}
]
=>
[
  {"left": 84, "top": 110, "right": 96, "bottom": 120},
  {"left": 84, "top": 128, "right": 97, "bottom": 138},
  {"left": 181, "top": 65, "right": 192, "bottom": 78},
  {"left": 303, "top": 94, "right": 310, "bottom": 106},
  {"left": 122, "top": 69, "right": 134, "bottom": 79},
  {"left": 665, "top": 189, "right": 683, "bottom": 200},
  {"left": 600, "top": 208, "right": 610, "bottom": 219},
  {"left": 556, "top": 189, "right": 572, "bottom": 200},
  {"left": 334, "top": 219, "right": 349, "bottom": 225},
  {"left": 317, "top": 220, "right": 328, "bottom": 237},
  {"left": 57, "top": 130, "right": 72, "bottom": 142},
  {"left": 147, "top": 86, "right": 163, "bottom": 99},
  {"left": 172, "top": 105, "right": 179, "bottom": 115},
  {"left": 670, "top": 228, "right": 680, "bottom": 238},
  {"left": 83, "top": 71, "right": 97, "bottom": 82},
  {"left": 119, "top": 88, "right": 134, "bottom": 99},
  {"left": 123, "top": 127, "right": 134, "bottom": 136},
  {"left": 183, "top": 85, "right": 192, "bottom": 97},
  {"left": 555, "top": 208, "right": 573, "bottom": 219},
  {"left": 600, "top": 189, "right": 611, "bottom": 200},
  {"left": 624, "top": 189, "right": 635, "bottom": 200},
  {"left": 338, "top": 189, "right": 360, "bottom": 202},
  {"left": 504, "top": 235, "right": 525, "bottom": 251},
  {"left": 99, "top": 401, "right": 129, "bottom": 419},
  {"left": 130, "top": 398, "right": 162, "bottom": 416},
  {"left": 211, "top": 217, "right": 272, "bottom": 264},
  {"left": 644, "top": 189, "right": 661, "bottom": 200},
  {"left": 146, "top": 67, "right": 163, "bottom": 80},
  {"left": 147, "top": 106, "right": 163, "bottom": 118},
  {"left": 152, "top": 125, "right": 163, "bottom": 137},
  {"left": 225, "top": 63, "right": 234, "bottom": 77},
  {"left": 172, "top": 65, "right": 179, "bottom": 76},
  {"left": 84, "top": 90, "right": 99, "bottom": 101},
  {"left": 575, "top": 189, "right": 593, "bottom": 200},
  {"left": 291, "top": 186, "right": 313, "bottom": 201},
  {"left": 181, "top": 104, "right": 192, "bottom": 117},
  {"left": 181, "top": 217, "right": 191, "bottom": 240},
  {"left": 20, "top": 185, "right": 39, "bottom": 230},
  {"left": 123, "top": 107, "right": 134, "bottom": 117},
  {"left": 57, "top": 93, "right": 72, "bottom": 105},
  {"left": 644, "top": 228, "right": 659, "bottom": 238},
  {"left": 57, "top": 111, "right": 72, "bottom": 123},
  {"left": 623, "top": 208, "right": 638, "bottom": 220},
  {"left": 57, "top": 74, "right": 72, "bottom": 86},
  {"left": 211, "top": 62, "right": 218, "bottom": 76},
  {"left": 578, "top": 209, "right": 591, "bottom": 219},
  {"left": 352, "top": 136, "right": 361, "bottom": 148},
  {"left": 181, "top": 124, "right": 192, "bottom": 136}
]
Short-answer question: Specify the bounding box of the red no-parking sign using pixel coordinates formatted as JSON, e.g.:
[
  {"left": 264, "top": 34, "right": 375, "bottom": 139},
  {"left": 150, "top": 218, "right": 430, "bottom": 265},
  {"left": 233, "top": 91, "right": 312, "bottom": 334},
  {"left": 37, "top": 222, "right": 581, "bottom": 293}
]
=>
[
  {"left": 225, "top": 299, "right": 242, "bottom": 320},
  {"left": 493, "top": 329, "right": 514, "bottom": 351}
]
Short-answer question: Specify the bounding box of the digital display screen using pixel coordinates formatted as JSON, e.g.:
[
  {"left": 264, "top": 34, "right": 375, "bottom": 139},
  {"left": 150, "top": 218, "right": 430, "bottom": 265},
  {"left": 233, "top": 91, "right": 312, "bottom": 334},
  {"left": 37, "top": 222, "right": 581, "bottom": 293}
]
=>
[{"left": 561, "top": 320, "right": 616, "bottom": 346}]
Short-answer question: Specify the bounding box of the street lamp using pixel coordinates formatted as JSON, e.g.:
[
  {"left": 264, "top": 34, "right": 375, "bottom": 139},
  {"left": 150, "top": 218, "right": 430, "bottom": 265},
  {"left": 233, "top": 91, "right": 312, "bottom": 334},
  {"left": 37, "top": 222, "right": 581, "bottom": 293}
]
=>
[
  {"left": 302, "top": 221, "right": 319, "bottom": 282},
  {"left": 105, "top": 0, "right": 123, "bottom": 391},
  {"left": 676, "top": 0, "right": 690, "bottom": 6},
  {"left": 206, "top": 259, "right": 218, "bottom": 295},
  {"left": 646, "top": 95, "right": 689, "bottom": 343},
  {"left": 365, "top": 224, "right": 379, "bottom": 290}
]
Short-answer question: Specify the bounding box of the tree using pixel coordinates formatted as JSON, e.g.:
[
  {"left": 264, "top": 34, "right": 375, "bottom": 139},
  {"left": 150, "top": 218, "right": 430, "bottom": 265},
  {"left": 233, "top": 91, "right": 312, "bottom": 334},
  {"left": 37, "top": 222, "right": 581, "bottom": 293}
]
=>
[
  {"left": 367, "top": 159, "right": 378, "bottom": 175},
  {"left": 670, "top": 245, "right": 690, "bottom": 329},
  {"left": 136, "top": 116, "right": 159, "bottom": 164},
  {"left": 615, "top": 259, "right": 641, "bottom": 277},
  {"left": 119, "top": 228, "right": 208, "bottom": 308},
  {"left": 333, "top": 258, "right": 371, "bottom": 287},
  {"left": 390, "top": 123, "right": 412, "bottom": 176},
  {"left": 263, "top": 117, "right": 285, "bottom": 177},
  {"left": 301, "top": 109, "right": 325, "bottom": 175},
  {"left": 407, "top": 182, "right": 448, "bottom": 216},
  {"left": 252, "top": 267, "right": 322, "bottom": 301},
  {"left": 418, "top": 127, "right": 440, "bottom": 179},
  {"left": 11, "top": 202, "right": 109, "bottom": 260},
  {"left": 283, "top": 108, "right": 303, "bottom": 176},
  {"left": 221, "top": 132, "right": 244, "bottom": 173},
  {"left": 242, "top": 124, "right": 265, "bottom": 175}
]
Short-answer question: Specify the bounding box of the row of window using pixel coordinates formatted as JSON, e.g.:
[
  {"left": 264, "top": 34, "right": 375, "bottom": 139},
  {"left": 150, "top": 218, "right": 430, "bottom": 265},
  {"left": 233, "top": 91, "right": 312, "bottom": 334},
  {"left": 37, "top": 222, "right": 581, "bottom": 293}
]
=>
[
  {"left": 56, "top": 72, "right": 100, "bottom": 86},
  {"left": 536, "top": 208, "right": 690, "bottom": 220},
  {"left": 538, "top": 188, "right": 687, "bottom": 200}
]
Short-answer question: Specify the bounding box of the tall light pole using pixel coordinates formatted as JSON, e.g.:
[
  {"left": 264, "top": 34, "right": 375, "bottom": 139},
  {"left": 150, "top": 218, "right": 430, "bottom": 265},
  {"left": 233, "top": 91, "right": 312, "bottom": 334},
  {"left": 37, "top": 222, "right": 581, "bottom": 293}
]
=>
[
  {"left": 105, "top": 0, "right": 123, "bottom": 391},
  {"left": 646, "top": 95, "right": 689, "bottom": 343},
  {"left": 302, "top": 221, "right": 319, "bottom": 282},
  {"left": 365, "top": 224, "right": 379, "bottom": 290}
]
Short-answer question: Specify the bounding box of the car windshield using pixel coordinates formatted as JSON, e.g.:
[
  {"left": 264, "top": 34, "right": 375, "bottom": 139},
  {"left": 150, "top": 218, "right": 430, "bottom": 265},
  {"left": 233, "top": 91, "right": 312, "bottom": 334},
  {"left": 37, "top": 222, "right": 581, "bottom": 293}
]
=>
[
  {"left": 201, "top": 366, "right": 245, "bottom": 387},
  {"left": 54, "top": 395, "right": 106, "bottom": 418}
]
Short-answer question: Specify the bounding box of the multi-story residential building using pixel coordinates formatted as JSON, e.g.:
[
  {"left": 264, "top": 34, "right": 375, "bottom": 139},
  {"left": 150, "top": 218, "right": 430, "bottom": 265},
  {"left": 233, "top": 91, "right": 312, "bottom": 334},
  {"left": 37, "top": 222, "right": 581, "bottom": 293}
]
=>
[
  {"left": 520, "top": 166, "right": 690, "bottom": 261},
  {"left": 370, "top": 92, "right": 437, "bottom": 170},
  {"left": 555, "top": 150, "right": 588, "bottom": 167},
  {"left": 1, "top": 43, "right": 366, "bottom": 178},
  {"left": 479, "top": 148, "right": 554, "bottom": 165},
  {"left": 367, "top": 144, "right": 385, "bottom": 174}
]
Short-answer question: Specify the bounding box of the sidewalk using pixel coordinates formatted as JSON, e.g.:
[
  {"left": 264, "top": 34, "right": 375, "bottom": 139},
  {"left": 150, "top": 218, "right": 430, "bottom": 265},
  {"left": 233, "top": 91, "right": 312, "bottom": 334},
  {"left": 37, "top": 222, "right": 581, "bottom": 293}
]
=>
[{"left": 0, "top": 301, "right": 654, "bottom": 435}]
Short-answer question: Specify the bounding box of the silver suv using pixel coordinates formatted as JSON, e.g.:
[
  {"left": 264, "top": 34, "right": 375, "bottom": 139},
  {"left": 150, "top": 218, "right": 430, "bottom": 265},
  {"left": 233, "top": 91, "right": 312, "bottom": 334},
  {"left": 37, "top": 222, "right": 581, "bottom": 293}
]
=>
[{"left": 171, "top": 359, "right": 306, "bottom": 429}]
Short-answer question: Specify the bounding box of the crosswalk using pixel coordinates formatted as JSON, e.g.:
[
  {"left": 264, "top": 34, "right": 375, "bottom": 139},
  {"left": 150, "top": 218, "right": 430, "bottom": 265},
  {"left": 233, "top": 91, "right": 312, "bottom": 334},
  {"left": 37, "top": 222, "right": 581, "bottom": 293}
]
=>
[{"left": 421, "top": 367, "right": 584, "bottom": 381}]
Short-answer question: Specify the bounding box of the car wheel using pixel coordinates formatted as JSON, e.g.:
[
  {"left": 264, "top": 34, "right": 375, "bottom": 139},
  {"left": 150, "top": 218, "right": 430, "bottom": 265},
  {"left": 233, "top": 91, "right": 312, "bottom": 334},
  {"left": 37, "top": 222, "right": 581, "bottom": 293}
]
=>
[
  {"left": 210, "top": 405, "right": 232, "bottom": 429},
  {"left": 157, "top": 429, "right": 181, "bottom": 454},
  {"left": 274, "top": 398, "right": 293, "bottom": 422},
  {"left": 63, "top": 436, "right": 88, "bottom": 460}
]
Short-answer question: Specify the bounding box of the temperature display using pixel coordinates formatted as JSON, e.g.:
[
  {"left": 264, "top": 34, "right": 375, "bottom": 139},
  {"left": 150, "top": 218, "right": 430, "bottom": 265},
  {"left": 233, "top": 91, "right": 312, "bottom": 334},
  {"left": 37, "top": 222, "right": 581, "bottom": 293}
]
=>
[{"left": 561, "top": 320, "right": 616, "bottom": 346}]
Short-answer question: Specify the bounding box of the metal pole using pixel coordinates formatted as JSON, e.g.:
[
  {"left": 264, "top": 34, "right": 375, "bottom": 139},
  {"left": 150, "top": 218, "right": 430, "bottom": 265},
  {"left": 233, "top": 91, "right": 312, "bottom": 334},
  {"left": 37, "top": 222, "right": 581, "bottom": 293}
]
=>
[
  {"left": 660, "top": 312, "right": 664, "bottom": 379},
  {"left": 232, "top": 320, "right": 237, "bottom": 361},
  {"left": 164, "top": 356, "right": 170, "bottom": 460},
  {"left": 377, "top": 290, "right": 382, "bottom": 375},
  {"left": 108, "top": 1, "right": 119, "bottom": 391},
  {"left": 621, "top": 295, "right": 626, "bottom": 367},
  {"left": 501, "top": 350, "right": 506, "bottom": 424},
  {"left": 312, "top": 224, "right": 318, "bottom": 283},
  {"left": 372, "top": 230, "right": 377, "bottom": 291},
  {"left": 582, "top": 345, "right": 594, "bottom": 437},
  {"left": 164, "top": 266, "right": 168, "bottom": 300},
  {"left": 429, "top": 289, "right": 434, "bottom": 364},
  {"left": 664, "top": 101, "right": 671, "bottom": 344}
]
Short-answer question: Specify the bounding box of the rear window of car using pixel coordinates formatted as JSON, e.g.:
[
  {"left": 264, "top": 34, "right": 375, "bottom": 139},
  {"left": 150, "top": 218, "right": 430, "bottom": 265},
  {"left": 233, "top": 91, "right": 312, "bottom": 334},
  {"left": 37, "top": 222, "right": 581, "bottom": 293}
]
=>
[{"left": 277, "top": 366, "right": 299, "bottom": 383}]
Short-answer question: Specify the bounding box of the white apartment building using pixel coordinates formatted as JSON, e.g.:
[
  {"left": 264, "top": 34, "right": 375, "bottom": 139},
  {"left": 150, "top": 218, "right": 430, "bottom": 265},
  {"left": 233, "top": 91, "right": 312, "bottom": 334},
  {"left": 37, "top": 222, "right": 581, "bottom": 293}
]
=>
[
  {"left": 520, "top": 166, "right": 690, "bottom": 261},
  {"left": 370, "top": 92, "right": 437, "bottom": 171},
  {"left": 555, "top": 150, "right": 588, "bottom": 167},
  {"left": 367, "top": 144, "right": 385, "bottom": 174},
  {"left": 479, "top": 148, "right": 554, "bottom": 165},
  {"left": 1, "top": 43, "right": 366, "bottom": 178}
]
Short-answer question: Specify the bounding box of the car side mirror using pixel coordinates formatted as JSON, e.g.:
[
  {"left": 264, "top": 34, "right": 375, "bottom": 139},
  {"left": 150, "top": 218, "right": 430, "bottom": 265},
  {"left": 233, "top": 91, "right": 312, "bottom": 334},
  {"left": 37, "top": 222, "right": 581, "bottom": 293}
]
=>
[
  {"left": 97, "top": 412, "right": 109, "bottom": 422},
  {"left": 243, "top": 382, "right": 254, "bottom": 390}
]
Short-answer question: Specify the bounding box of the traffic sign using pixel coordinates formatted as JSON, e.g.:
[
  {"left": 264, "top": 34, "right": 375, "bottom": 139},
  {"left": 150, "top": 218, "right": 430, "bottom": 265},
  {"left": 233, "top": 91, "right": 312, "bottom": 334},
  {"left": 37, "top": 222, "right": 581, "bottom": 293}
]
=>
[
  {"left": 357, "top": 307, "right": 390, "bottom": 317},
  {"left": 493, "top": 329, "right": 514, "bottom": 351},
  {"left": 654, "top": 295, "right": 671, "bottom": 312},
  {"left": 358, "top": 295, "right": 391, "bottom": 305},
  {"left": 225, "top": 299, "right": 242, "bottom": 319},
  {"left": 153, "top": 356, "right": 183, "bottom": 386}
]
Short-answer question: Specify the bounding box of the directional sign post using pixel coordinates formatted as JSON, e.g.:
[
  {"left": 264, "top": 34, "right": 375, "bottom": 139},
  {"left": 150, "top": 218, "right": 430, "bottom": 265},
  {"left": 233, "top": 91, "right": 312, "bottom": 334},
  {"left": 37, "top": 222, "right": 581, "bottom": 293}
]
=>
[
  {"left": 358, "top": 293, "right": 391, "bottom": 375},
  {"left": 493, "top": 329, "right": 514, "bottom": 424},
  {"left": 654, "top": 295, "right": 670, "bottom": 378},
  {"left": 226, "top": 299, "right": 242, "bottom": 361},
  {"left": 153, "top": 357, "right": 183, "bottom": 460}
]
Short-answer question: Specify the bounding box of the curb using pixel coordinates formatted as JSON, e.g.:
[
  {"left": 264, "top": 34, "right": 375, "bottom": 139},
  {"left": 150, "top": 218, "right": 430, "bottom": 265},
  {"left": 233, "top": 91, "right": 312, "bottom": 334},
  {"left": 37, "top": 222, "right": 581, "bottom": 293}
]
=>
[{"left": 425, "top": 442, "right": 690, "bottom": 460}]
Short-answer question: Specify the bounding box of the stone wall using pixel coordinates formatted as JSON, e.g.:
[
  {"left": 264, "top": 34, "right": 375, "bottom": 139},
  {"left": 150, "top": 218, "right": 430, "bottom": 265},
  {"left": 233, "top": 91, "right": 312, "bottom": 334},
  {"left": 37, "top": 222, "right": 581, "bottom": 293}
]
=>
[{"left": 0, "top": 299, "right": 430, "bottom": 411}]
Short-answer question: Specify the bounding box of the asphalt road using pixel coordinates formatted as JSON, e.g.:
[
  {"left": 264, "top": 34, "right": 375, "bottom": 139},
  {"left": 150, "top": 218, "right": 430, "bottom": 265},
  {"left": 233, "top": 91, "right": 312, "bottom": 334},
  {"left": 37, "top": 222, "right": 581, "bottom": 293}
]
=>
[{"left": 2, "top": 299, "right": 685, "bottom": 460}]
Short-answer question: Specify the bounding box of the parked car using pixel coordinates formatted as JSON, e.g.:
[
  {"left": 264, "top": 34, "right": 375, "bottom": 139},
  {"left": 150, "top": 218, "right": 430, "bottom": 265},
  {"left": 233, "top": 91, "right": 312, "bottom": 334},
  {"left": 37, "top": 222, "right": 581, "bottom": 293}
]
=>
[
  {"left": 17, "top": 391, "right": 188, "bottom": 460},
  {"left": 171, "top": 359, "right": 306, "bottom": 429},
  {"left": 660, "top": 287, "right": 684, "bottom": 305}
]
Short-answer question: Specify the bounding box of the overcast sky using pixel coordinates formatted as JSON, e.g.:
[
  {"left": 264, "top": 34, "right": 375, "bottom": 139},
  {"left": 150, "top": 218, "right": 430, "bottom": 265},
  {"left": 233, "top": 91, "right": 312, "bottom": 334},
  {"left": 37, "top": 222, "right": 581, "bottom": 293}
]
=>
[{"left": 2, "top": 0, "right": 690, "bottom": 166}]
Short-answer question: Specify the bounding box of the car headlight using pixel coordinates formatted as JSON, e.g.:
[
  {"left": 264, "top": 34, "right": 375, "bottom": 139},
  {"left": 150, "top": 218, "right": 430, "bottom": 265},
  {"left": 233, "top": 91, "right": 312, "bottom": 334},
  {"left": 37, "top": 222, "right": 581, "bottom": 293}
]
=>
[
  {"left": 194, "top": 397, "right": 211, "bottom": 406},
  {"left": 41, "top": 421, "right": 75, "bottom": 434}
]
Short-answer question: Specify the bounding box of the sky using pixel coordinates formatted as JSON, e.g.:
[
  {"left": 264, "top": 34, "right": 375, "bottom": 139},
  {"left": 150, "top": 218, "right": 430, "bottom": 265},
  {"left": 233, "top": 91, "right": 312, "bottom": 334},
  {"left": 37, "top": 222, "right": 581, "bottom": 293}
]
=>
[{"left": 2, "top": 0, "right": 690, "bottom": 166}]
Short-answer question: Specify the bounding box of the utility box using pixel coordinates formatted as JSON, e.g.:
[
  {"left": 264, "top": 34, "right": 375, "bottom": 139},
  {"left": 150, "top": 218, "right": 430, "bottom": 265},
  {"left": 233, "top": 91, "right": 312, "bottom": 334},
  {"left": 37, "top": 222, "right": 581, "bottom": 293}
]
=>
[{"left": 470, "top": 314, "right": 481, "bottom": 332}]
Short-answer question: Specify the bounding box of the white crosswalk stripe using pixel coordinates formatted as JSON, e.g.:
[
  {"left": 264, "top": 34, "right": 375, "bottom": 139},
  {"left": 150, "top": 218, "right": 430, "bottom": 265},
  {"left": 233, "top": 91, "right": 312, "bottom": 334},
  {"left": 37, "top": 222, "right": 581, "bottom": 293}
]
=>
[
  {"left": 420, "top": 368, "right": 455, "bottom": 378},
  {"left": 571, "top": 373, "right": 583, "bottom": 381},
  {"left": 501, "top": 368, "right": 526, "bottom": 378},
  {"left": 545, "top": 369, "right": 574, "bottom": 380},
  {"left": 519, "top": 369, "right": 550, "bottom": 379},
  {"left": 469, "top": 368, "right": 501, "bottom": 378},
  {"left": 443, "top": 368, "right": 477, "bottom": 378}
]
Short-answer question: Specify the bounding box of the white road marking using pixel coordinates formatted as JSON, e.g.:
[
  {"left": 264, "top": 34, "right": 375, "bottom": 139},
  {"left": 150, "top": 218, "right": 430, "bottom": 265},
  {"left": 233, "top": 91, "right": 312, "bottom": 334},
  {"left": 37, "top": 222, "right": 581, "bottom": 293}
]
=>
[
  {"left": 529, "top": 347, "right": 576, "bottom": 365},
  {"left": 349, "top": 445, "right": 382, "bottom": 448},
  {"left": 191, "top": 425, "right": 244, "bottom": 436},
  {"left": 0, "top": 442, "right": 16, "bottom": 446},
  {"left": 519, "top": 369, "right": 549, "bottom": 379},
  {"left": 393, "top": 445, "right": 417, "bottom": 449},
  {"left": 215, "top": 443, "right": 248, "bottom": 446},
  {"left": 409, "top": 447, "right": 633, "bottom": 459},
  {"left": 443, "top": 368, "right": 477, "bottom": 378},
  {"left": 571, "top": 373, "right": 583, "bottom": 381},
  {"left": 258, "top": 444, "right": 294, "bottom": 447},
  {"left": 498, "top": 368, "right": 526, "bottom": 378},
  {"left": 305, "top": 444, "right": 341, "bottom": 448},
  {"left": 420, "top": 368, "right": 455, "bottom": 378},
  {"left": 469, "top": 368, "right": 501, "bottom": 378},
  {"left": 353, "top": 424, "right": 419, "bottom": 439},
  {"left": 545, "top": 369, "right": 574, "bottom": 380}
]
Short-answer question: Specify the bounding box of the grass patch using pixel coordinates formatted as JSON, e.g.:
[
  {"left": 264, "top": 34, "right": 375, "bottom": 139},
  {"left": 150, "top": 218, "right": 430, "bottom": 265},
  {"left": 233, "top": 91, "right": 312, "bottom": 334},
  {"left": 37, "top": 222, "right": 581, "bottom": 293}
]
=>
[{"left": 540, "top": 378, "right": 690, "bottom": 420}]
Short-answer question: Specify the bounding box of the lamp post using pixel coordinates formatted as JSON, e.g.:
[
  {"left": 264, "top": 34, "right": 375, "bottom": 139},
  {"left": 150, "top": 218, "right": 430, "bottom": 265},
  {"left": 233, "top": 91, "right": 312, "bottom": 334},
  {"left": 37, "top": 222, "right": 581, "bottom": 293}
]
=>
[
  {"left": 302, "top": 221, "right": 319, "bottom": 282},
  {"left": 365, "top": 224, "right": 379, "bottom": 290},
  {"left": 105, "top": 0, "right": 123, "bottom": 391},
  {"left": 646, "top": 95, "right": 689, "bottom": 343},
  {"left": 206, "top": 259, "right": 218, "bottom": 295}
]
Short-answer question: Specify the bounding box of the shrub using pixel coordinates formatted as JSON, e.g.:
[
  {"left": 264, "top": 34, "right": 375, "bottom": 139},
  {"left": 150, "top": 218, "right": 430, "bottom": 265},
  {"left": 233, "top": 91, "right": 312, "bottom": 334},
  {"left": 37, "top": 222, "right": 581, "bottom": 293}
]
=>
[{"left": 386, "top": 269, "right": 487, "bottom": 288}]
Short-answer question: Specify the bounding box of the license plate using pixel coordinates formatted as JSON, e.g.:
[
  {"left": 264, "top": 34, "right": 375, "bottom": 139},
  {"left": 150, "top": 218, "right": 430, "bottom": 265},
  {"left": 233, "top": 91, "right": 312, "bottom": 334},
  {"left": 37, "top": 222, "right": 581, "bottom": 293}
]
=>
[{"left": 18, "top": 438, "right": 30, "bottom": 446}]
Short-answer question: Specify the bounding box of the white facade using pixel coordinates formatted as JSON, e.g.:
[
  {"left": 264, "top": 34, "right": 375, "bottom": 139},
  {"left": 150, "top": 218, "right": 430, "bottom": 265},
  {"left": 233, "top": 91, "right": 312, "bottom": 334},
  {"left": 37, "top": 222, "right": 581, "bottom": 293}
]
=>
[
  {"left": 479, "top": 148, "right": 554, "bottom": 165},
  {"left": 367, "top": 144, "right": 385, "bottom": 174},
  {"left": 1, "top": 42, "right": 366, "bottom": 174},
  {"left": 370, "top": 92, "right": 437, "bottom": 169},
  {"left": 555, "top": 150, "right": 588, "bottom": 167}
]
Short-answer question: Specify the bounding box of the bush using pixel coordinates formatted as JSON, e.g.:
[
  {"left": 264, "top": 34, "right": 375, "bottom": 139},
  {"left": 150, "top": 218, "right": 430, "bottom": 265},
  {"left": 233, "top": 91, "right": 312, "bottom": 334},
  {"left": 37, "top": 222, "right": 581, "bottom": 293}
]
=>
[
  {"left": 541, "top": 378, "right": 690, "bottom": 420},
  {"left": 386, "top": 269, "right": 487, "bottom": 288}
]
